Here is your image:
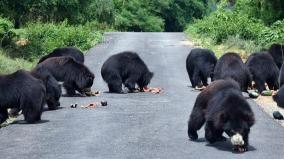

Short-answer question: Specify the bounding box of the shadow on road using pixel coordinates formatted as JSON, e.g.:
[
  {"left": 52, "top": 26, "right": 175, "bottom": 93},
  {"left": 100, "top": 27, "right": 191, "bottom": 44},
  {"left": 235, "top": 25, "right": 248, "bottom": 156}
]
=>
[{"left": 14, "top": 120, "right": 50, "bottom": 125}]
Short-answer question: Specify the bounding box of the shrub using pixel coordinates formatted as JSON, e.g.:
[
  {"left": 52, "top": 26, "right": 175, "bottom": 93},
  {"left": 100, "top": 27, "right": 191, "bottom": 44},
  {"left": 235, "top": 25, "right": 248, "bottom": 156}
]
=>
[
  {"left": 10, "top": 21, "right": 103, "bottom": 60},
  {"left": 0, "top": 50, "right": 33, "bottom": 74},
  {"left": 0, "top": 17, "right": 17, "bottom": 47}
]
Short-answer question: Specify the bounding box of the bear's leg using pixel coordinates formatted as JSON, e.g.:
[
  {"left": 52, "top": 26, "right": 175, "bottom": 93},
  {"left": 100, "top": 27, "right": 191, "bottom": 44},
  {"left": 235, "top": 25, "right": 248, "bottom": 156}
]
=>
[
  {"left": 63, "top": 82, "right": 77, "bottom": 96},
  {"left": 254, "top": 79, "right": 266, "bottom": 93},
  {"left": 125, "top": 77, "right": 137, "bottom": 93},
  {"left": 22, "top": 100, "right": 42, "bottom": 123},
  {"left": 200, "top": 73, "right": 208, "bottom": 86},
  {"left": 108, "top": 78, "right": 124, "bottom": 93},
  {"left": 192, "top": 69, "right": 201, "bottom": 88},
  {"left": 205, "top": 122, "right": 225, "bottom": 143},
  {"left": 267, "top": 78, "right": 279, "bottom": 91},
  {"left": 188, "top": 71, "right": 194, "bottom": 88},
  {"left": 0, "top": 108, "right": 8, "bottom": 124},
  {"left": 188, "top": 106, "right": 205, "bottom": 140}
]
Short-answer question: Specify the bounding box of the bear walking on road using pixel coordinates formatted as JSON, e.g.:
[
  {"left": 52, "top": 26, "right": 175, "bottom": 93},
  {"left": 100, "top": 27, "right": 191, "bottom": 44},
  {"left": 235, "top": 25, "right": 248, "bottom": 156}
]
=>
[
  {"left": 187, "top": 79, "right": 255, "bottom": 152},
  {"left": 186, "top": 48, "right": 217, "bottom": 88}
]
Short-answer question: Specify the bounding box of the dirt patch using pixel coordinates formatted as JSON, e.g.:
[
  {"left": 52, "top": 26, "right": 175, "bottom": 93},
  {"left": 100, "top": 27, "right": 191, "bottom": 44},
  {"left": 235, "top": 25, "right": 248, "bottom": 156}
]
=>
[{"left": 254, "top": 96, "right": 284, "bottom": 127}]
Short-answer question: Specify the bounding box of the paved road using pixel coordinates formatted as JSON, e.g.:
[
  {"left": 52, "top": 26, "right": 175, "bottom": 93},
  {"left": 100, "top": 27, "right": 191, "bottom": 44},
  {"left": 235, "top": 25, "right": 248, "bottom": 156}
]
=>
[{"left": 1, "top": 32, "right": 284, "bottom": 159}]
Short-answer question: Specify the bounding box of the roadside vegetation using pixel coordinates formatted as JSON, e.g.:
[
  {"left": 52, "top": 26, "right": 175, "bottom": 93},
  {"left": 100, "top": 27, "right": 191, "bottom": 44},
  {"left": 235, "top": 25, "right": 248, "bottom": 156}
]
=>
[
  {"left": 0, "top": 0, "right": 283, "bottom": 73},
  {"left": 185, "top": 0, "right": 284, "bottom": 57},
  {"left": 0, "top": 0, "right": 208, "bottom": 73}
]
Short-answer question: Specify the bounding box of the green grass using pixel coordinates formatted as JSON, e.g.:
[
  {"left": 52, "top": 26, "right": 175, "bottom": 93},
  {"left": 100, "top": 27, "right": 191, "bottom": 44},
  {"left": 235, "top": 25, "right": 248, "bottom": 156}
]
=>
[
  {"left": 0, "top": 50, "right": 34, "bottom": 74},
  {"left": 185, "top": 25, "right": 263, "bottom": 59}
]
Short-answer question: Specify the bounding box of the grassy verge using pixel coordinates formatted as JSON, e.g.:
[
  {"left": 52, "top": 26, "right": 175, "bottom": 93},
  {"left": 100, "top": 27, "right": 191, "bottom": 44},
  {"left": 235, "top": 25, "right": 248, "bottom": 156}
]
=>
[
  {"left": 185, "top": 25, "right": 262, "bottom": 59},
  {"left": 0, "top": 50, "right": 34, "bottom": 74}
]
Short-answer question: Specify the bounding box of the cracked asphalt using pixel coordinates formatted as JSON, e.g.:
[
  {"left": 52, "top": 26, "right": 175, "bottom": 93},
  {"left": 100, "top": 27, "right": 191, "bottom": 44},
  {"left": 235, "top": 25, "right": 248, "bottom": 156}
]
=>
[{"left": 0, "top": 32, "right": 284, "bottom": 159}]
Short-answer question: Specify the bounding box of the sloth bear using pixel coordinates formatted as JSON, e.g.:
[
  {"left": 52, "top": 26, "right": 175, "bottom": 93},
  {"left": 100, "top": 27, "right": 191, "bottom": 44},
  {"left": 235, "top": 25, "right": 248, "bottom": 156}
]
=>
[
  {"left": 246, "top": 52, "right": 279, "bottom": 93},
  {"left": 35, "top": 56, "right": 94, "bottom": 96},
  {"left": 31, "top": 68, "right": 62, "bottom": 110},
  {"left": 186, "top": 48, "right": 217, "bottom": 88},
  {"left": 38, "top": 47, "right": 84, "bottom": 64},
  {"left": 187, "top": 79, "right": 255, "bottom": 152},
  {"left": 101, "top": 51, "right": 154, "bottom": 93},
  {"left": 268, "top": 44, "right": 284, "bottom": 69},
  {"left": 0, "top": 70, "right": 45, "bottom": 123},
  {"left": 273, "top": 63, "right": 284, "bottom": 108},
  {"left": 213, "top": 52, "right": 251, "bottom": 92},
  {"left": 273, "top": 86, "right": 284, "bottom": 108},
  {"left": 279, "top": 63, "right": 284, "bottom": 87}
]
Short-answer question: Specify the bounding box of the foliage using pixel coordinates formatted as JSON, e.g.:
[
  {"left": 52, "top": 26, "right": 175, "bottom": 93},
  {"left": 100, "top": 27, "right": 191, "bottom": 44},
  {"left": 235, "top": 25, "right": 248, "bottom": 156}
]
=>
[
  {"left": 0, "top": 50, "right": 33, "bottom": 74},
  {"left": 188, "top": 0, "right": 284, "bottom": 49},
  {"left": 0, "top": 17, "right": 17, "bottom": 47},
  {"left": 10, "top": 21, "right": 103, "bottom": 60}
]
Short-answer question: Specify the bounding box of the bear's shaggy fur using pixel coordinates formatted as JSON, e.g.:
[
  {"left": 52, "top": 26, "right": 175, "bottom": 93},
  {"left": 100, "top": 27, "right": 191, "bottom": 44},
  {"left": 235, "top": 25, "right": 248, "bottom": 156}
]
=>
[
  {"left": 246, "top": 52, "right": 279, "bottom": 93},
  {"left": 0, "top": 70, "right": 45, "bottom": 123},
  {"left": 186, "top": 48, "right": 217, "bottom": 88},
  {"left": 38, "top": 47, "right": 84, "bottom": 64},
  {"left": 101, "top": 51, "right": 153, "bottom": 93},
  {"left": 35, "top": 57, "right": 94, "bottom": 96},
  {"left": 188, "top": 79, "right": 255, "bottom": 152},
  {"left": 213, "top": 52, "right": 252, "bottom": 92}
]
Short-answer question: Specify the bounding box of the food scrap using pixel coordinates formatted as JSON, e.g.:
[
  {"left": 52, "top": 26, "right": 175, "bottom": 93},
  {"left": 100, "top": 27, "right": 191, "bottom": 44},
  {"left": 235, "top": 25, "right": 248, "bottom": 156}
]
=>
[
  {"left": 194, "top": 86, "right": 206, "bottom": 91},
  {"left": 142, "top": 86, "right": 162, "bottom": 94},
  {"left": 84, "top": 90, "right": 100, "bottom": 97},
  {"left": 273, "top": 111, "right": 284, "bottom": 120},
  {"left": 75, "top": 101, "right": 107, "bottom": 108}
]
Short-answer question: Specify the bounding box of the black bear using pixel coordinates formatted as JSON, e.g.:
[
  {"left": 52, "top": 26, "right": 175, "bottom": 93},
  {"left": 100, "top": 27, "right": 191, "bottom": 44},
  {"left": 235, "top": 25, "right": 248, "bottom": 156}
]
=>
[
  {"left": 186, "top": 48, "right": 217, "bottom": 88},
  {"left": 31, "top": 68, "right": 62, "bottom": 110},
  {"left": 279, "top": 63, "right": 284, "bottom": 87},
  {"left": 213, "top": 52, "right": 251, "bottom": 92},
  {"left": 246, "top": 52, "right": 279, "bottom": 93},
  {"left": 268, "top": 44, "right": 284, "bottom": 69},
  {"left": 35, "top": 57, "right": 94, "bottom": 96},
  {"left": 38, "top": 47, "right": 84, "bottom": 64},
  {"left": 273, "top": 86, "right": 284, "bottom": 108},
  {"left": 273, "top": 63, "right": 284, "bottom": 108},
  {"left": 101, "top": 51, "right": 154, "bottom": 93},
  {"left": 0, "top": 70, "right": 45, "bottom": 124},
  {"left": 187, "top": 79, "right": 255, "bottom": 152}
]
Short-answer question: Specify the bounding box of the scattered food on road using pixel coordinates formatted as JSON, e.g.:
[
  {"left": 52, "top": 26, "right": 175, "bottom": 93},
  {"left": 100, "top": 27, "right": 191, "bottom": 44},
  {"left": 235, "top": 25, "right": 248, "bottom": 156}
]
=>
[
  {"left": 249, "top": 91, "right": 259, "bottom": 98},
  {"left": 194, "top": 86, "right": 206, "bottom": 91},
  {"left": 0, "top": 117, "right": 18, "bottom": 128},
  {"left": 142, "top": 86, "right": 162, "bottom": 94},
  {"left": 273, "top": 111, "right": 284, "bottom": 120},
  {"left": 84, "top": 90, "right": 100, "bottom": 97},
  {"left": 261, "top": 90, "right": 273, "bottom": 96},
  {"left": 78, "top": 101, "right": 108, "bottom": 109}
]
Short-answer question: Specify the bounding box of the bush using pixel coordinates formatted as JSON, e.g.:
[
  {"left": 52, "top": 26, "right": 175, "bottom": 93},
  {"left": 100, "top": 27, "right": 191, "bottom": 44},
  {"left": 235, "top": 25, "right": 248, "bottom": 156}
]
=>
[
  {"left": 10, "top": 21, "right": 103, "bottom": 60},
  {"left": 258, "top": 20, "right": 284, "bottom": 47},
  {"left": 0, "top": 17, "right": 17, "bottom": 47},
  {"left": 191, "top": 9, "right": 268, "bottom": 44},
  {"left": 0, "top": 50, "right": 33, "bottom": 74}
]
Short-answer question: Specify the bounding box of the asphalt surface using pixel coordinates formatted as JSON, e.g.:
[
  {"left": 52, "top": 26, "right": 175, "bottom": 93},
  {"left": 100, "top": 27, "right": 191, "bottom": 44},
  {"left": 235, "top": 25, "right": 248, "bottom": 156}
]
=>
[{"left": 1, "top": 32, "right": 284, "bottom": 159}]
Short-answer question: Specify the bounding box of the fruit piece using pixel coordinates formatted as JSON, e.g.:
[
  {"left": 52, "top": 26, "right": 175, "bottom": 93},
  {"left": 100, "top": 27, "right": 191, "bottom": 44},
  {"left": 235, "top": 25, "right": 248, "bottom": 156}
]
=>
[
  {"left": 273, "top": 111, "right": 284, "bottom": 120},
  {"left": 261, "top": 90, "right": 273, "bottom": 96},
  {"left": 248, "top": 91, "right": 259, "bottom": 98}
]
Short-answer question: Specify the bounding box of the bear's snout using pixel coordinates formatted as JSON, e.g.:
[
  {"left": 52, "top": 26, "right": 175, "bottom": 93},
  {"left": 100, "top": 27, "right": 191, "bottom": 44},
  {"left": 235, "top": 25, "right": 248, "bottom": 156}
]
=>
[{"left": 231, "top": 133, "right": 244, "bottom": 146}]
